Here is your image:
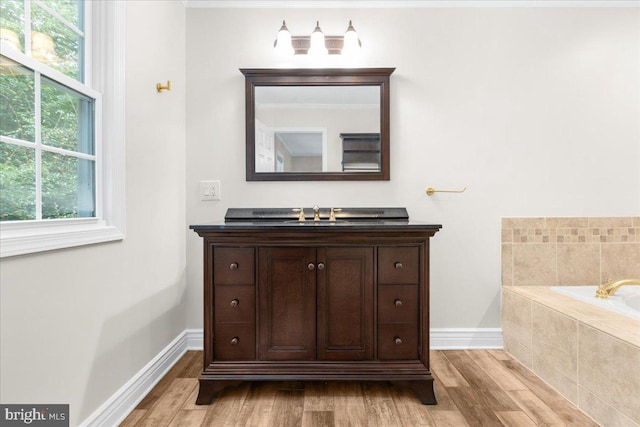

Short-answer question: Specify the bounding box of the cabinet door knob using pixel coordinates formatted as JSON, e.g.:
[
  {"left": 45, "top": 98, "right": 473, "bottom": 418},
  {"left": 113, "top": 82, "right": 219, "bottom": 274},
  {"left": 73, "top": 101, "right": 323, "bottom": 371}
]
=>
[
  {"left": 394, "top": 262, "right": 403, "bottom": 269},
  {"left": 394, "top": 299, "right": 403, "bottom": 307},
  {"left": 394, "top": 337, "right": 403, "bottom": 345},
  {"left": 308, "top": 263, "right": 316, "bottom": 271},
  {"left": 230, "top": 299, "right": 239, "bottom": 307},
  {"left": 317, "top": 262, "right": 325, "bottom": 270},
  {"left": 230, "top": 337, "right": 239, "bottom": 345},
  {"left": 229, "top": 262, "right": 239, "bottom": 270}
]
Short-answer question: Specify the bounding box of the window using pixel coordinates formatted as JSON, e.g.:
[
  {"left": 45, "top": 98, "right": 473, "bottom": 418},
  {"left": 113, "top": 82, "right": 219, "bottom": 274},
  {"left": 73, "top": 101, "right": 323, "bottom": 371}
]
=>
[{"left": 0, "top": 1, "right": 125, "bottom": 257}]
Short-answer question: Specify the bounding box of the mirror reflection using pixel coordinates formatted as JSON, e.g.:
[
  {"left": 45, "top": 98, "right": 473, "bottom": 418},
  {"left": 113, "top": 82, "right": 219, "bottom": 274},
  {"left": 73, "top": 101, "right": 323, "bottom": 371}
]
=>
[{"left": 254, "top": 86, "right": 380, "bottom": 173}]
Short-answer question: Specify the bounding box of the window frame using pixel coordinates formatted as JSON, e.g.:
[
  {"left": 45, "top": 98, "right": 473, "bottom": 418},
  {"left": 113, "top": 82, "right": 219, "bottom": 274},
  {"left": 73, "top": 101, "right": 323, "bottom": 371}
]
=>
[{"left": 0, "top": 0, "right": 125, "bottom": 257}]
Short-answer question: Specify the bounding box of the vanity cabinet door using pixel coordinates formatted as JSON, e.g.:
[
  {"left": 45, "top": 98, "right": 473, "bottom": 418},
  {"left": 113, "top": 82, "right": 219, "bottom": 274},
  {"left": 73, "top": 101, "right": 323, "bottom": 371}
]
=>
[
  {"left": 316, "top": 247, "right": 374, "bottom": 361},
  {"left": 258, "top": 247, "right": 317, "bottom": 360}
]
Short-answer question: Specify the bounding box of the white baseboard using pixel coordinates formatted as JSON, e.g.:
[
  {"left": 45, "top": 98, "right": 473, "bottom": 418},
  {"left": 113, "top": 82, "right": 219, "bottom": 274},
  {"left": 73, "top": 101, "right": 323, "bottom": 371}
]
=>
[
  {"left": 430, "top": 328, "right": 503, "bottom": 349},
  {"left": 185, "top": 328, "right": 204, "bottom": 350},
  {"left": 80, "top": 327, "right": 502, "bottom": 426},
  {"left": 80, "top": 331, "right": 190, "bottom": 427}
]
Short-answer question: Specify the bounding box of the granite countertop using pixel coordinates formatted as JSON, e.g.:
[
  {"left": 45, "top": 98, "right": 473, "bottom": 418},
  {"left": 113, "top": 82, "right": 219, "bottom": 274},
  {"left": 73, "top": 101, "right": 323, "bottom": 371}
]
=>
[
  {"left": 189, "top": 219, "right": 442, "bottom": 230},
  {"left": 190, "top": 207, "right": 442, "bottom": 230}
]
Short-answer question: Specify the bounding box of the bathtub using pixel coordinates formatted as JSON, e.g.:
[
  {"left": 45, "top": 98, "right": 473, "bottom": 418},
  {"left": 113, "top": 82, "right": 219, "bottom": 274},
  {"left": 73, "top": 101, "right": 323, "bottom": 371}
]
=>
[
  {"left": 503, "top": 285, "right": 640, "bottom": 426},
  {"left": 552, "top": 285, "right": 640, "bottom": 320}
]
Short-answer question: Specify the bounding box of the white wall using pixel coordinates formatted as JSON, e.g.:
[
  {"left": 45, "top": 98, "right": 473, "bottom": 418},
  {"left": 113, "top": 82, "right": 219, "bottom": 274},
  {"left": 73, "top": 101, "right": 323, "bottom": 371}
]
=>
[
  {"left": 0, "top": 1, "right": 186, "bottom": 424},
  {"left": 186, "top": 7, "right": 640, "bottom": 330},
  {"left": 0, "top": 4, "right": 637, "bottom": 423}
]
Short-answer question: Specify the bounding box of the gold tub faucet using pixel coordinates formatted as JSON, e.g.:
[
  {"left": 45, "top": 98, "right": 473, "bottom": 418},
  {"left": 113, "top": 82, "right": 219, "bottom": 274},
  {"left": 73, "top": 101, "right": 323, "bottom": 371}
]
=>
[{"left": 595, "top": 278, "right": 640, "bottom": 298}]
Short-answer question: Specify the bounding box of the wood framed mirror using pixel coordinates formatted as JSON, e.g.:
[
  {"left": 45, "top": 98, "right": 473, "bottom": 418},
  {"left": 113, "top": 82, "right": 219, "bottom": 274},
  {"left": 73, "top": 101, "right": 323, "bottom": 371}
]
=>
[{"left": 240, "top": 68, "right": 395, "bottom": 181}]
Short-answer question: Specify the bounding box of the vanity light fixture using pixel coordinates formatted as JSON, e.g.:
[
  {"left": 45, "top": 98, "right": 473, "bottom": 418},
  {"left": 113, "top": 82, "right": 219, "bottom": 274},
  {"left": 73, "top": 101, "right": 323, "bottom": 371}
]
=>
[
  {"left": 341, "top": 21, "right": 362, "bottom": 55},
  {"left": 274, "top": 21, "right": 295, "bottom": 55},
  {"left": 273, "top": 20, "right": 361, "bottom": 55},
  {"left": 308, "top": 21, "right": 328, "bottom": 56}
]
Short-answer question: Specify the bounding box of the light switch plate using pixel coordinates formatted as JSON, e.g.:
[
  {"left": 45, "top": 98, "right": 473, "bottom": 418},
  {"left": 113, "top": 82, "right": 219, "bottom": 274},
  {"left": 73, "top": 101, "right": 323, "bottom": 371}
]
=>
[{"left": 200, "top": 180, "right": 221, "bottom": 201}]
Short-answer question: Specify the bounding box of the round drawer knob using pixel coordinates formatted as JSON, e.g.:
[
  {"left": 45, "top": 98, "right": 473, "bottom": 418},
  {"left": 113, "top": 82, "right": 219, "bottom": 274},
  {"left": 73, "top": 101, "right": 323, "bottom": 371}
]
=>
[
  {"left": 394, "top": 262, "right": 403, "bottom": 270},
  {"left": 230, "top": 299, "right": 239, "bottom": 307},
  {"left": 394, "top": 299, "right": 403, "bottom": 307},
  {"left": 229, "top": 262, "right": 239, "bottom": 270},
  {"left": 394, "top": 337, "right": 403, "bottom": 345},
  {"left": 230, "top": 337, "right": 239, "bottom": 345},
  {"left": 317, "top": 262, "right": 325, "bottom": 270},
  {"left": 308, "top": 263, "right": 316, "bottom": 271}
]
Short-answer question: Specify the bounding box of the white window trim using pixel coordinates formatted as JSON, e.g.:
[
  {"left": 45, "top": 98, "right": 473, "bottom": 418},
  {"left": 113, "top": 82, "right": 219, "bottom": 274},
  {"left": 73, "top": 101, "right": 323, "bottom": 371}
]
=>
[{"left": 0, "top": 1, "right": 126, "bottom": 258}]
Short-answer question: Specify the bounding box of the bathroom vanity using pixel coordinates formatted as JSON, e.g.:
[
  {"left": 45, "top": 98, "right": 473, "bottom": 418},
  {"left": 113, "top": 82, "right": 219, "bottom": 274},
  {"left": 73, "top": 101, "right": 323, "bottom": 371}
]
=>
[{"left": 190, "top": 208, "right": 441, "bottom": 405}]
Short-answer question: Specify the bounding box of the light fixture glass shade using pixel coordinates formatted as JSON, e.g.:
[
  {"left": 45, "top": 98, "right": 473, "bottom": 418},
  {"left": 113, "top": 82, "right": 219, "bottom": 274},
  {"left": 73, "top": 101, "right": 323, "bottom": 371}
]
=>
[
  {"left": 0, "top": 28, "right": 21, "bottom": 51},
  {"left": 274, "top": 20, "right": 294, "bottom": 55},
  {"left": 31, "top": 31, "right": 57, "bottom": 63},
  {"left": 342, "top": 20, "right": 361, "bottom": 55},
  {"left": 308, "top": 21, "right": 328, "bottom": 56}
]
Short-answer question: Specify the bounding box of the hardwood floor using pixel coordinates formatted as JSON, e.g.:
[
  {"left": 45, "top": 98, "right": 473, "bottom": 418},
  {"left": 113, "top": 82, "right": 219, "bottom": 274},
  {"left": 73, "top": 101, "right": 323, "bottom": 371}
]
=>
[{"left": 120, "top": 350, "right": 598, "bottom": 426}]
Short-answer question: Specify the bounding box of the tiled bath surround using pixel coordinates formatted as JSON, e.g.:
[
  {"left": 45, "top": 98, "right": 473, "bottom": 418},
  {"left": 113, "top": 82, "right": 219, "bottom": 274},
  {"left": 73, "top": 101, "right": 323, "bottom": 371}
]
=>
[
  {"left": 502, "top": 217, "right": 640, "bottom": 427},
  {"left": 502, "top": 217, "right": 640, "bottom": 287}
]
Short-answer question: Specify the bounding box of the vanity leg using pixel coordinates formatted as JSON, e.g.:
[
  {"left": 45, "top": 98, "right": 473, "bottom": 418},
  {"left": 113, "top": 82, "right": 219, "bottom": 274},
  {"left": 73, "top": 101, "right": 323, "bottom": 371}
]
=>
[
  {"left": 195, "top": 380, "right": 242, "bottom": 405},
  {"left": 391, "top": 380, "right": 437, "bottom": 405}
]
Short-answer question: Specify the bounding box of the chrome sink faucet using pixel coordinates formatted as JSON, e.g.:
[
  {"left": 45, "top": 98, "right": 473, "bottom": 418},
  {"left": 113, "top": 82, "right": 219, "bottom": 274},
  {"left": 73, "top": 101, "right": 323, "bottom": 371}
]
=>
[{"left": 313, "top": 205, "right": 321, "bottom": 222}]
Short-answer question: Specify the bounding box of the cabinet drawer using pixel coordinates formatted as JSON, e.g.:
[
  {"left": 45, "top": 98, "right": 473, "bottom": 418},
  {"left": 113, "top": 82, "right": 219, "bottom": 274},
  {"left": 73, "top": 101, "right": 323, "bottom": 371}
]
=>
[
  {"left": 378, "top": 323, "right": 418, "bottom": 360},
  {"left": 215, "top": 285, "right": 255, "bottom": 323},
  {"left": 214, "top": 323, "right": 255, "bottom": 360},
  {"left": 214, "top": 247, "right": 255, "bottom": 285},
  {"left": 378, "top": 285, "right": 418, "bottom": 323},
  {"left": 378, "top": 247, "right": 419, "bottom": 284}
]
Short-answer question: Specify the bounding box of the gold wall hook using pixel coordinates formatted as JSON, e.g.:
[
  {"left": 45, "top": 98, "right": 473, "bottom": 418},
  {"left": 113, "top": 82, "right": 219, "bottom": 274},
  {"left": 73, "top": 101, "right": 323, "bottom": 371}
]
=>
[
  {"left": 156, "top": 80, "right": 171, "bottom": 92},
  {"left": 426, "top": 187, "right": 467, "bottom": 196}
]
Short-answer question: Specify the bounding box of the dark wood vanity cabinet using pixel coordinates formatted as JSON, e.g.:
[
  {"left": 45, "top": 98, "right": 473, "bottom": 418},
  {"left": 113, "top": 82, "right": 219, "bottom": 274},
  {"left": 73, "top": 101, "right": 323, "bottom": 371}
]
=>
[
  {"left": 191, "top": 220, "right": 441, "bottom": 405},
  {"left": 259, "top": 247, "right": 373, "bottom": 362}
]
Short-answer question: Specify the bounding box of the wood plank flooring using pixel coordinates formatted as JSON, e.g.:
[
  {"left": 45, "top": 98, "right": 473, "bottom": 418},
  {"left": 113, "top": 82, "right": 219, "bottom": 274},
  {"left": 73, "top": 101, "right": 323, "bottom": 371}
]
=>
[{"left": 120, "top": 350, "right": 598, "bottom": 426}]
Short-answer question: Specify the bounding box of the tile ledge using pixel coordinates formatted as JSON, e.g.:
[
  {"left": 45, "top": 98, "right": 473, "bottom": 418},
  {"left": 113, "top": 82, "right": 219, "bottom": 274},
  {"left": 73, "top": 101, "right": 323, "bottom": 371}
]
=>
[{"left": 504, "top": 286, "right": 640, "bottom": 349}]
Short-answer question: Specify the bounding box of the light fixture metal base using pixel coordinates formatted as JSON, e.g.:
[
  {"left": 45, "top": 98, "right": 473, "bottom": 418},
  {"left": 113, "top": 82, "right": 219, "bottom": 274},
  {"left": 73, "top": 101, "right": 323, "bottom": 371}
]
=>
[{"left": 292, "top": 35, "right": 344, "bottom": 55}]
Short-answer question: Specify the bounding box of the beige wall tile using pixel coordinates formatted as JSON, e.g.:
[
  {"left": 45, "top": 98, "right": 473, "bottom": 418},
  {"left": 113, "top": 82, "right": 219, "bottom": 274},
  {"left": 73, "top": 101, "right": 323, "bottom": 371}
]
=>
[
  {"left": 589, "top": 217, "right": 634, "bottom": 228},
  {"left": 502, "top": 229, "right": 513, "bottom": 243},
  {"left": 513, "top": 244, "right": 557, "bottom": 286},
  {"left": 531, "top": 353, "right": 578, "bottom": 404},
  {"left": 579, "top": 386, "right": 640, "bottom": 427},
  {"left": 502, "top": 218, "right": 546, "bottom": 229},
  {"left": 601, "top": 243, "right": 640, "bottom": 280},
  {"left": 502, "top": 289, "right": 532, "bottom": 348},
  {"left": 546, "top": 217, "right": 589, "bottom": 228},
  {"left": 557, "top": 244, "right": 600, "bottom": 286},
  {"left": 502, "top": 243, "right": 513, "bottom": 286},
  {"left": 633, "top": 217, "right": 640, "bottom": 227},
  {"left": 578, "top": 324, "right": 640, "bottom": 424},
  {"left": 532, "top": 303, "right": 578, "bottom": 381}
]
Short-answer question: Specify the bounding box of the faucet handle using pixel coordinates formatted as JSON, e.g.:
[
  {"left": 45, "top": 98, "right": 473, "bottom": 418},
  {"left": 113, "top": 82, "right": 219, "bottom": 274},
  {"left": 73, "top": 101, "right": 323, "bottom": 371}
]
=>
[
  {"left": 292, "top": 208, "right": 305, "bottom": 222},
  {"left": 329, "top": 208, "right": 343, "bottom": 222},
  {"left": 595, "top": 278, "right": 614, "bottom": 298}
]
